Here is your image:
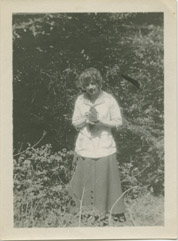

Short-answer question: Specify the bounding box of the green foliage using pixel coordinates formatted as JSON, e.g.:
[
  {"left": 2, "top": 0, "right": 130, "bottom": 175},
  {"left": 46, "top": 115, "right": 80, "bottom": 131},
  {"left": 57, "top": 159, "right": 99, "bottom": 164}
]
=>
[
  {"left": 13, "top": 13, "right": 164, "bottom": 226},
  {"left": 14, "top": 145, "right": 75, "bottom": 227},
  {"left": 14, "top": 145, "right": 162, "bottom": 227},
  {"left": 13, "top": 12, "right": 164, "bottom": 147},
  {"left": 14, "top": 145, "right": 163, "bottom": 227}
]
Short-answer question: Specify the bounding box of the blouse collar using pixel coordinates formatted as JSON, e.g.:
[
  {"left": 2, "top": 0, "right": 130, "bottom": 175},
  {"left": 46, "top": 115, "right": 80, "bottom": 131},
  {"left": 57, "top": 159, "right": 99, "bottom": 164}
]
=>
[{"left": 83, "top": 90, "right": 106, "bottom": 107}]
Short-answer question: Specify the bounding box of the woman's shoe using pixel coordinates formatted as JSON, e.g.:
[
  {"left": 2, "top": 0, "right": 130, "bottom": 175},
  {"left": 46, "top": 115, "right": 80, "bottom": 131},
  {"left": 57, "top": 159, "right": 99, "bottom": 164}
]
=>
[{"left": 112, "top": 213, "right": 126, "bottom": 222}]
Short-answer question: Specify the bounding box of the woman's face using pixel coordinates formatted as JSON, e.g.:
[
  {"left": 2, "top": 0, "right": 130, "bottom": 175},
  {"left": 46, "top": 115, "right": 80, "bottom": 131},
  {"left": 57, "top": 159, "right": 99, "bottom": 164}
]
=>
[{"left": 84, "top": 81, "right": 100, "bottom": 97}]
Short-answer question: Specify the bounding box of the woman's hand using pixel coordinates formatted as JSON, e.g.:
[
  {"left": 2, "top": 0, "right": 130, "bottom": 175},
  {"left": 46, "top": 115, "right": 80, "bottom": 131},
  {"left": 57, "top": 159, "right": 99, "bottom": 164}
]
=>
[
  {"left": 88, "top": 107, "right": 98, "bottom": 123},
  {"left": 73, "top": 112, "right": 90, "bottom": 129},
  {"left": 88, "top": 112, "right": 98, "bottom": 123}
]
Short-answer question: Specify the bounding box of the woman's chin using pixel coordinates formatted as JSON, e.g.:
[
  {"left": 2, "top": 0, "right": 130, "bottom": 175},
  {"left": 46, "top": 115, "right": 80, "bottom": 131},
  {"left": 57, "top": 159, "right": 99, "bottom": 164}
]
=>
[
  {"left": 88, "top": 90, "right": 99, "bottom": 96},
  {"left": 87, "top": 90, "right": 95, "bottom": 95}
]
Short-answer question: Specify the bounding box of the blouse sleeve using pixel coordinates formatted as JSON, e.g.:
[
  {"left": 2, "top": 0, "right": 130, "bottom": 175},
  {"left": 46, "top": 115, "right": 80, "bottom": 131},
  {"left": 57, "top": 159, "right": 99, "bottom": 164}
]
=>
[
  {"left": 72, "top": 97, "right": 86, "bottom": 128},
  {"left": 110, "top": 96, "right": 123, "bottom": 128}
]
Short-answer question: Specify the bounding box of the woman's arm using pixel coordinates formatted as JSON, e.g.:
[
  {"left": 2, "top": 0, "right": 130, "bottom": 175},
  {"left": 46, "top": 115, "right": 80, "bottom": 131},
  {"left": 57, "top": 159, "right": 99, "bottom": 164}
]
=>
[
  {"left": 97, "top": 96, "right": 122, "bottom": 129},
  {"left": 72, "top": 97, "right": 88, "bottom": 129},
  {"left": 72, "top": 114, "right": 88, "bottom": 129},
  {"left": 97, "top": 118, "right": 122, "bottom": 128}
]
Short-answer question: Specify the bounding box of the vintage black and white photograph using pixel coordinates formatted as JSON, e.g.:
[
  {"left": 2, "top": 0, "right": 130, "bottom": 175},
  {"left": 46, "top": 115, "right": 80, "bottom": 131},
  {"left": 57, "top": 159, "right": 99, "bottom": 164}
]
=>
[
  {"left": 12, "top": 12, "right": 165, "bottom": 228},
  {"left": 12, "top": 12, "right": 167, "bottom": 228},
  {"left": 0, "top": 0, "right": 177, "bottom": 239}
]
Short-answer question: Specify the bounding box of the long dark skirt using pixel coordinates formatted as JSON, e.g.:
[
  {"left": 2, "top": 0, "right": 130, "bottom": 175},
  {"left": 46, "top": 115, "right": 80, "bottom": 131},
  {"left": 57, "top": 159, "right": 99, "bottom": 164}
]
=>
[{"left": 69, "top": 153, "right": 125, "bottom": 215}]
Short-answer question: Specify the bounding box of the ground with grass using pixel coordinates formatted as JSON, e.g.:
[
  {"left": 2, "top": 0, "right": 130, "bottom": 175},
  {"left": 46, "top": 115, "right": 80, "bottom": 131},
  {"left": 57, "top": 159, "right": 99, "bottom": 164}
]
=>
[
  {"left": 14, "top": 185, "right": 164, "bottom": 227},
  {"left": 14, "top": 146, "right": 164, "bottom": 228}
]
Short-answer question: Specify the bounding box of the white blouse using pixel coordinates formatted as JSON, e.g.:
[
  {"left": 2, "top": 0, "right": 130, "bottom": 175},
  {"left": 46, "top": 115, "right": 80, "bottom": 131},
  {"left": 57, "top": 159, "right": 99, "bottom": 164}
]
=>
[{"left": 72, "top": 91, "right": 122, "bottom": 158}]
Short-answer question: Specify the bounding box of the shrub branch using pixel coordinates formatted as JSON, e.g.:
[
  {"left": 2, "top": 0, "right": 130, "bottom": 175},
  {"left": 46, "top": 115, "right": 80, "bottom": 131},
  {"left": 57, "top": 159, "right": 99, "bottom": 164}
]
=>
[
  {"left": 13, "top": 130, "right": 47, "bottom": 157},
  {"left": 108, "top": 186, "right": 138, "bottom": 226}
]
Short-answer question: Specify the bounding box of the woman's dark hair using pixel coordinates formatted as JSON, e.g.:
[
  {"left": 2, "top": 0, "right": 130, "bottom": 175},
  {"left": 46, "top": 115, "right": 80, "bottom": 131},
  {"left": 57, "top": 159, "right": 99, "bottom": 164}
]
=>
[{"left": 78, "top": 67, "right": 103, "bottom": 90}]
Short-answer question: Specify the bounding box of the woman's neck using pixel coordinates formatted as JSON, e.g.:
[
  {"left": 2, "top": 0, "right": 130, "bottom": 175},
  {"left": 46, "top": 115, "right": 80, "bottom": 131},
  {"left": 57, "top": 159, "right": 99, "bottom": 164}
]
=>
[{"left": 87, "top": 90, "right": 101, "bottom": 103}]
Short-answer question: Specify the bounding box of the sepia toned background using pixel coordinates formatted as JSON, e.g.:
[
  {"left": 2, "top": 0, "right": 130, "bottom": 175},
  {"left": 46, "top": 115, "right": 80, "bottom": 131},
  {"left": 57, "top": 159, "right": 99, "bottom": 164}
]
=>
[{"left": 12, "top": 12, "right": 164, "bottom": 228}]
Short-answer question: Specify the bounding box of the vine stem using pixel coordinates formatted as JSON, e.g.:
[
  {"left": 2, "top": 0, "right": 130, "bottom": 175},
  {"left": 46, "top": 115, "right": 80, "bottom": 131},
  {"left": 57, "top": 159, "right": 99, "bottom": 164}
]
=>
[
  {"left": 121, "top": 165, "right": 149, "bottom": 183},
  {"left": 128, "top": 202, "right": 138, "bottom": 226},
  {"left": 13, "top": 131, "right": 46, "bottom": 157},
  {"left": 132, "top": 165, "right": 149, "bottom": 177},
  {"left": 78, "top": 187, "right": 85, "bottom": 227},
  {"left": 108, "top": 186, "right": 138, "bottom": 226}
]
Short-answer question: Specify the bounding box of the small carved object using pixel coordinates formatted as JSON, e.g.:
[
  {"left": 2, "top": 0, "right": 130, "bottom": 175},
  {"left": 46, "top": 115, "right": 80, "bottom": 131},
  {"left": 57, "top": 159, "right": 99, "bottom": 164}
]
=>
[{"left": 88, "top": 106, "right": 98, "bottom": 123}]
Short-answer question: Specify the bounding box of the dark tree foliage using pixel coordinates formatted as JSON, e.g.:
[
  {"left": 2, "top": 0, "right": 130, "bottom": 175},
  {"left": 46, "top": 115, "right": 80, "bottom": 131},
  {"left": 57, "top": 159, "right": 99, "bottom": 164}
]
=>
[{"left": 13, "top": 13, "right": 164, "bottom": 195}]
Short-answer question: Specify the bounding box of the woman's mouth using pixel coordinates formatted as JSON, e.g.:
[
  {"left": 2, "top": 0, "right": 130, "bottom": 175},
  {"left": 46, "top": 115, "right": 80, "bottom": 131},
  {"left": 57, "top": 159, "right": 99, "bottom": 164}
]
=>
[{"left": 88, "top": 89, "right": 95, "bottom": 94}]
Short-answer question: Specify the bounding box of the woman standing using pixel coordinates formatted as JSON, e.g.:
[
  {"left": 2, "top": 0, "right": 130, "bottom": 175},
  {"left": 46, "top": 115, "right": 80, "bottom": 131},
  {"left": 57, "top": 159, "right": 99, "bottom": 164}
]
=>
[{"left": 70, "top": 67, "right": 125, "bottom": 222}]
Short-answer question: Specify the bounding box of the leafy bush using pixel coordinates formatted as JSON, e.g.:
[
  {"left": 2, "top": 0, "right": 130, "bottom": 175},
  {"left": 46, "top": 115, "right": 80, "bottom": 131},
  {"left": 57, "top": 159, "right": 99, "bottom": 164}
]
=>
[
  {"left": 13, "top": 145, "right": 76, "bottom": 227},
  {"left": 13, "top": 144, "right": 164, "bottom": 227},
  {"left": 13, "top": 13, "right": 164, "bottom": 150}
]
